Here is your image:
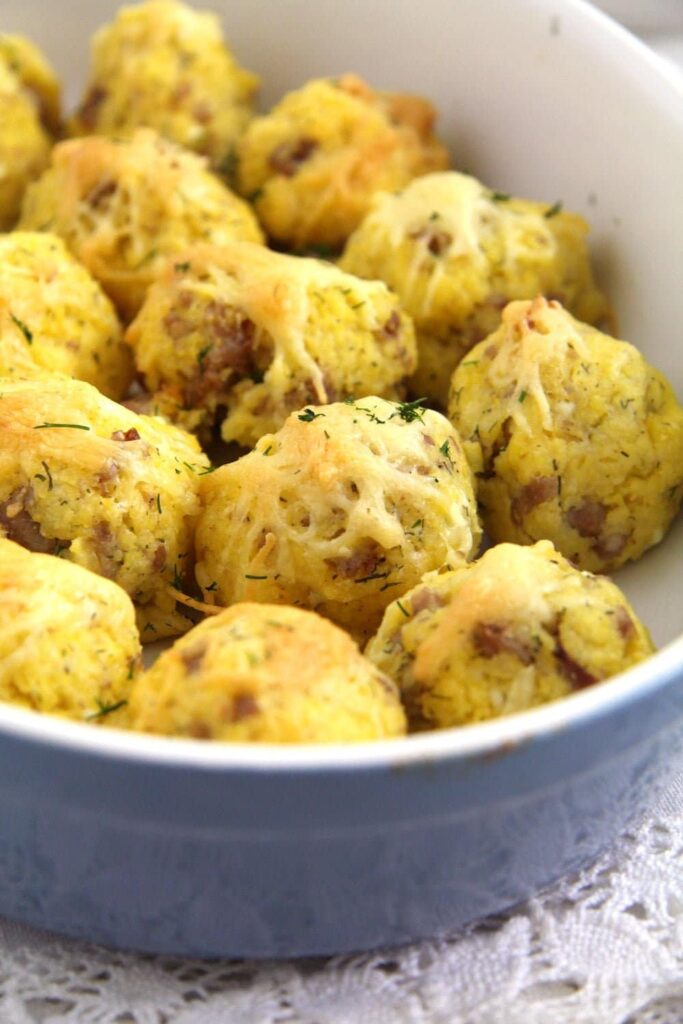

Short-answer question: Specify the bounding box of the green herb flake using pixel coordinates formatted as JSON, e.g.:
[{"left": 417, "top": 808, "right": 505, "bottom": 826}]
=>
[
  {"left": 41, "top": 460, "right": 53, "bottom": 491},
  {"left": 394, "top": 398, "right": 427, "bottom": 424},
  {"left": 197, "top": 465, "right": 217, "bottom": 475},
  {"left": 353, "top": 570, "right": 390, "bottom": 585},
  {"left": 10, "top": 313, "right": 32, "bottom": 344},
  {"left": 174, "top": 261, "right": 190, "bottom": 273},
  {"left": 86, "top": 699, "right": 128, "bottom": 722},
  {"left": 396, "top": 600, "right": 410, "bottom": 618},
  {"left": 461, "top": 360, "right": 479, "bottom": 368},
  {"left": 518, "top": 390, "right": 527, "bottom": 403},
  {"left": 205, "top": 581, "right": 218, "bottom": 592},
  {"left": 490, "top": 191, "right": 511, "bottom": 202},
  {"left": 544, "top": 200, "right": 563, "bottom": 218},
  {"left": 245, "top": 573, "right": 268, "bottom": 580},
  {"left": 156, "top": 494, "right": 162, "bottom": 514},
  {"left": 298, "top": 408, "right": 325, "bottom": 422},
  {"left": 350, "top": 301, "right": 365, "bottom": 310},
  {"left": 439, "top": 439, "right": 451, "bottom": 459},
  {"left": 34, "top": 422, "right": 90, "bottom": 431},
  {"left": 262, "top": 445, "right": 273, "bottom": 456}
]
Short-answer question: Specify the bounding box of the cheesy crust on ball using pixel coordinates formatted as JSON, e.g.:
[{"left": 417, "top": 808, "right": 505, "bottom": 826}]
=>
[
  {"left": 448, "top": 297, "right": 683, "bottom": 572},
  {"left": 125, "top": 242, "right": 417, "bottom": 445},
  {"left": 366, "top": 541, "right": 654, "bottom": 730},
  {"left": 69, "top": 0, "right": 259, "bottom": 170},
  {"left": 0, "top": 34, "right": 61, "bottom": 229},
  {"left": 0, "top": 538, "right": 140, "bottom": 723},
  {"left": 128, "top": 603, "right": 406, "bottom": 743},
  {"left": 0, "top": 377, "right": 209, "bottom": 639},
  {"left": 19, "top": 128, "right": 264, "bottom": 320},
  {"left": 235, "top": 73, "right": 449, "bottom": 251},
  {"left": 195, "top": 397, "right": 480, "bottom": 641},
  {"left": 340, "top": 172, "right": 609, "bottom": 405},
  {"left": 0, "top": 232, "right": 131, "bottom": 399}
]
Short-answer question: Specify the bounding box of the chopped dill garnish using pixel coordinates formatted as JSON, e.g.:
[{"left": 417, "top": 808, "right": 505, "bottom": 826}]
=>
[
  {"left": 544, "top": 200, "right": 563, "bottom": 218},
  {"left": 10, "top": 313, "right": 32, "bottom": 344},
  {"left": 394, "top": 398, "right": 427, "bottom": 423},
  {"left": 298, "top": 408, "right": 325, "bottom": 422},
  {"left": 490, "top": 191, "right": 511, "bottom": 202},
  {"left": 518, "top": 390, "right": 527, "bottom": 402},
  {"left": 34, "top": 422, "right": 90, "bottom": 431},
  {"left": 205, "top": 581, "right": 218, "bottom": 591},
  {"left": 396, "top": 600, "right": 410, "bottom": 618},
  {"left": 86, "top": 698, "right": 128, "bottom": 722},
  {"left": 156, "top": 494, "right": 162, "bottom": 514},
  {"left": 245, "top": 573, "right": 268, "bottom": 580},
  {"left": 353, "top": 570, "right": 390, "bottom": 584}
]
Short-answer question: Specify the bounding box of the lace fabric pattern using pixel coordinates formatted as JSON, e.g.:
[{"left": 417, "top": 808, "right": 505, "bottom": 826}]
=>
[{"left": 0, "top": 771, "right": 680, "bottom": 1024}]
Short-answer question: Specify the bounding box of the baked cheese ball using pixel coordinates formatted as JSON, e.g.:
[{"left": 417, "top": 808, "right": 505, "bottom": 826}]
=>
[
  {"left": 448, "top": 297, "right": 683, "bottom": 572},
  {"left": 69, "top": 0, "right": 259, "bottom": 170},
  {"left": 0, "top": 376, "right": 210, "bottom": 639},
  {"left": 125, "top": 242, "right": 417, "bottom": 445},
  {"left": 195, "top": 396, "right": 481, "bottom": 641},
  {"left": 340, "top": 171, "right": 609, "bottom": 405},
  {"left": 235, "top": 73, "right": 450, "bottom": 251},
  {"left": 0, "top": 232, "right": 132, "bottom": 399},
  {"left": 366, "top": 540, "right": 654, "bottom": 730},
  {"left": 128, "top": 603, "right": 406, "bottom": 743},
  {"left": 0, "top": 538, "right": 140, "bottom": 723},
  {"left": 19, "top": 128, "right": 264, "bottom": 320},
  {"left": 0, "top": 34, "right": 61, "bottom": 230}
]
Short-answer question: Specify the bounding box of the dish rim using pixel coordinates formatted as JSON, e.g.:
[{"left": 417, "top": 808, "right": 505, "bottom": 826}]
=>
[{"left": 0, "top": 632, "right": 680, "bottom": 772}]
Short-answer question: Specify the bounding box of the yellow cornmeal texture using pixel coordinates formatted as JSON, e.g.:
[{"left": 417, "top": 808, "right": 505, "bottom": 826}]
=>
[
  {"left": 0, "top": 377, "right": 210, "bottom": 640},
  {"left": 235, "top": 74, "right": 449, "bottom": 251},
  {"left": 0, "top": 233, "right": 132, "bottom": 400},
  {"left": 69, "top": 0, "right": 259, "bottom": 170},
  {"left": 19, "top": 128, "right": 264, "bottom": 321},
  {"left": 125, "top": 242, "right": 417, "bottom": 445},
  {"left": 0, "top": 538, "right": 140, "bottom": 723},
  {"left": 340, "top": 171, "right": 609, "bottom": 406},
  {"left": 195, "top": 396, "right": 481, "bottom": 642},
  {"left": 0, "top": 34, "right": 61, "bottom": 230},
  {"left": 448, "top": 297, "right": 683, "bottom": 572},
  {"left": 0, "top": 35, "right": 61, "bottom": 134},
  {"left": 366, "top": 540, "right": 654, "bottom": 730},
  {"left": 128, "top": 603, "right": 407, "bottom": 742}
]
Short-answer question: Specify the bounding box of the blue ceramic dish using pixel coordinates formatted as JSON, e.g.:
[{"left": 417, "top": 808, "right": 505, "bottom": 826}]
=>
[{"left": 0, "top": 0, "right": 681, "bottom": 956}]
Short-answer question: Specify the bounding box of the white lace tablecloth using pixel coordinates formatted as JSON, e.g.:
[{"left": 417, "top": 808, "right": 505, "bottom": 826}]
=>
[
  {"left": 0, "top": 770, "right": 681, "bottom": 1024},
  {"left": 1, "top": 21, "right": 682, "bottom": 1024}
]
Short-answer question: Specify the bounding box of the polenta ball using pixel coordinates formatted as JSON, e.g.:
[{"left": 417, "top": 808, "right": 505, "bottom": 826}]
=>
[
  {"left": 0, "top": 538, "right": 140, "bottom": 723},
  {"left": 448, "top": 297, "right": 683, "bottom": 572},
  {"left": 69, "top": 0, "right": 259, "bottom": 170},
  {"left": 0, "top": 35, "right": 61, "bottom": 230},
  {"left": 235, "top": 73, "right": 449, "bottom": 251},
  {"left": 0, "top": 232, "right": 132, "bottom": 399},
  {"left": 340, "top": 171, "right": 609, "bottom": 405},
  {"left": 0, "top": 376, "right": 210, "bottom": 639},
  {"left": 19, "top": 128, "right": 264, "bottom": 320},
  {"left": 195, "top": 396, "right": 480, "bottom": 641},
  {"left": 366, "top": 540, "right": 654, "bottom": 730},
  {"left": 128, "top": 603, "right": 406, "bottom": 743},
  {"left": 0, "top": 35, "right": 61, "bottom": 135},
  {"left": 125, "top": 242, "right": 417, "bottom": 445}
]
